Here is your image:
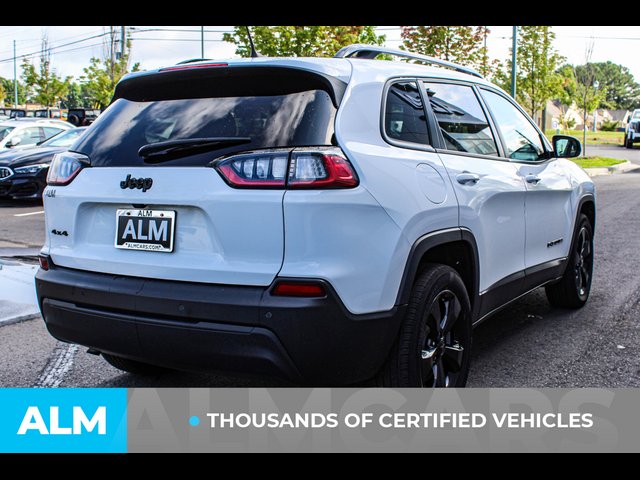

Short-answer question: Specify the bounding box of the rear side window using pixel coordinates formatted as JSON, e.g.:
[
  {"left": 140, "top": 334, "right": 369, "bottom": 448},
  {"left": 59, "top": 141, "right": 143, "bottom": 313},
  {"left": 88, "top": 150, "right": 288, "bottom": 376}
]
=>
[
  {"left": 384, "top": 81, "right": 430, "bottom": 146},
  {"left": 425, "top": 82, "right": 498, "bottom": 157},
  {"left": 42, "top": 127, "right": 64, "bottom": 140},
  {"left": 13, "top": 126, "right": 44, "bottom": 146},
  {"left": 74, "top": 70, "right": 338, "bottom": 168}
]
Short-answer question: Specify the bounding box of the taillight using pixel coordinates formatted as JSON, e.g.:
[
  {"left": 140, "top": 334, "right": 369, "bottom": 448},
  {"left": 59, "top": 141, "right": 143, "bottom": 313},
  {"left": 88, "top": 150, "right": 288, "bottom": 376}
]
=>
[
  {"left": 288, "top": 151, "right": 358, "bottom": 188},
  {"left": 39, "top": 255, "right": 51, "bottom": 271},
  {"left": 47, "top": 152, "right": 90, "bottom": 186},
  {"left": 217, "top": 151, "right": 289, "bottom": 187},
  {"left": 215, "top": 148, "right": 358, "bottom": 189}
]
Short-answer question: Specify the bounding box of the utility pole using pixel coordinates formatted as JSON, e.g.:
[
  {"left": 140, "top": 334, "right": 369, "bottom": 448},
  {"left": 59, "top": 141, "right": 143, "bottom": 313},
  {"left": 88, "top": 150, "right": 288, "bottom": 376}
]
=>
[
  {"left": 511, "top": 26, "right": 517, "bottom": 99},
  {"left": 114, "top": 26, "right": 125, "bottom": 60},
  {"left": 13, "top": 40, "right": 17, "bottom": 108},
  {"left": 593, "top": 80, "right": 599, "bottom": 132}
]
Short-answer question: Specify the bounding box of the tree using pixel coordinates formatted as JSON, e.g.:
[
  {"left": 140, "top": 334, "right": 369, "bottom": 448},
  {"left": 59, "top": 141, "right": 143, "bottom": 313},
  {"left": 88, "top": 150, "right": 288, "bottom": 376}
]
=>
[
  {"left": 493, "top": 26, "right": 565, "bottom": 121},
  {"left": 584, "top": 61, "right": 640, "bottom": 110},
  {"left": 80, "top": 27, "right": 140, "bottom": 109},
  {"left": 60, "top": 82, "right": 93, "bottom": 109},
  {"left": 20, "top": 37, "right": 71, "bottom": 108},
  {"left": 223, "top": 26, "right": 386, "bottom": 58},
  {"left": 0, "top": 76, "right": 26, "bottom": 106},
  {"left": 400, "top": 26, "right": 491, "bottom": 71},
  {"left": 600, "top": 118, "right": 619, "bottom": 132},
  {"left": 557, "top": 41, "right": 607, "bottom": 153}
]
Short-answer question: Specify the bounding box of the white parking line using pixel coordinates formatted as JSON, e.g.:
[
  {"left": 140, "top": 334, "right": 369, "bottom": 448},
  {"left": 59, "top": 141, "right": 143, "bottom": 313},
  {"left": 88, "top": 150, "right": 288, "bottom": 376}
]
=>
[
  {"left": 14, "top": 211, "right": 44, "bottom": 217},
  {"left": 34, "top": 343, "right": 79, "bottom": 388}
]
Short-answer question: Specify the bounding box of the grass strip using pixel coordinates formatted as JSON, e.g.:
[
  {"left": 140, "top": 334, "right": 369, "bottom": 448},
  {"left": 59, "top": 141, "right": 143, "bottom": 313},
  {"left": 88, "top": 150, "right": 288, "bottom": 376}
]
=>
[{"left": 571, "top": 157, "right": 626, "bottom": 168}]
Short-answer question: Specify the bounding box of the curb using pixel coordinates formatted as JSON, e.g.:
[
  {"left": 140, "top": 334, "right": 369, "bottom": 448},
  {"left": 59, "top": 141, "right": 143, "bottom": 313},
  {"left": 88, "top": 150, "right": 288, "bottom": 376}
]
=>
[
  {"left": 583, "top": 160, "right": 638, "bottom": 177},
  {"left": 0, "top": 312, "right": 41, "bottom": 327}
]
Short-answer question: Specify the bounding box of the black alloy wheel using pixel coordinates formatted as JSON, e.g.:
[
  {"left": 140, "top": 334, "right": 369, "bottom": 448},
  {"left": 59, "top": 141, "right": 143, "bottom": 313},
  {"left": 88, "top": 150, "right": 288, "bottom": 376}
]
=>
[
  {"left": 375, "top": 264, "right": 472, "bottom": 388},
  {"left": 573, "top": 222, "right": 594, "bottom": 302},
  {"left": 420, "top": 289, "right": 468, "bottom": 387},
  {"left": 546, "top": 214, "right": 594, "bottom": 309}
]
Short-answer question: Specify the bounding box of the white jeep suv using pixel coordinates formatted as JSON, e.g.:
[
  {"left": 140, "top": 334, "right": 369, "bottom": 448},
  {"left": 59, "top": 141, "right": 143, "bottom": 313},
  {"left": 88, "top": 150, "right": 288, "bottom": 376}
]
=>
[{"left": 35, "top": 45, "right": 595, "bottom": 387}]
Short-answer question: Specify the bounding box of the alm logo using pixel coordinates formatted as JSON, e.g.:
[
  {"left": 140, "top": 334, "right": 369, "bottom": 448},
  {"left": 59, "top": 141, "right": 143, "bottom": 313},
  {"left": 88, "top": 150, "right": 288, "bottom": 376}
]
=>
[{"left": 18, "top": 406, "right": 106, "bottom": 435}]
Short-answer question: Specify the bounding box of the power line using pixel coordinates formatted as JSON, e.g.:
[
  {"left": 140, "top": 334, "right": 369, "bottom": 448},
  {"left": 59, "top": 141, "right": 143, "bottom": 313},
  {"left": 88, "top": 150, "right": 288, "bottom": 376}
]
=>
[
  {"left": 131, "top": 37, "right": 228, "bottom": 42},
  {"left": 0, "top": 31, "right": 111, "bottom": 66},
  {"left": 130, "top": 28, "right": 232, "bottom": 34}
]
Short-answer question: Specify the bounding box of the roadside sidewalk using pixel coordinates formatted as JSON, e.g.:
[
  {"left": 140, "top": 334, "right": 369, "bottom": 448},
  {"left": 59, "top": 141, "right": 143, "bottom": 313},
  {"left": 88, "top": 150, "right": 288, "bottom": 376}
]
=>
[
  {"left": 0, "top": 258, "right": 40, "bottom": 327},
  {"left": 583, "top": 160, "right": 639, "bottom": 177}
]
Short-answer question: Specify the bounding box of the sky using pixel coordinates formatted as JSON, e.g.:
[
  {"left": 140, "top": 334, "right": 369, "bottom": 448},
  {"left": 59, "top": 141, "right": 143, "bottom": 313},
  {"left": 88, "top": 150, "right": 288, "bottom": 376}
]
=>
[{"left": 1, "top": 26, "right": 639, "bottom": 87}]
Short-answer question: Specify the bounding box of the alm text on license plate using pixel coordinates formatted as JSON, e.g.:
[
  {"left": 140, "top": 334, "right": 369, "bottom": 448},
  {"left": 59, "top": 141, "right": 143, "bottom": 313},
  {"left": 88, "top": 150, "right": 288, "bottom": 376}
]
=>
[{"left": 115, "top": 209, "right": 175, "bottom": 253}]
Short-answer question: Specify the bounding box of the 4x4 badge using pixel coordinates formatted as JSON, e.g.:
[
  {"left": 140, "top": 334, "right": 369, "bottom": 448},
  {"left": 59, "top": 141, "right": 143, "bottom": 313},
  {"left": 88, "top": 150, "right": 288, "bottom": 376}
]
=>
[{"left": 121, "top": 174, "right": 153, "bottom": 192}]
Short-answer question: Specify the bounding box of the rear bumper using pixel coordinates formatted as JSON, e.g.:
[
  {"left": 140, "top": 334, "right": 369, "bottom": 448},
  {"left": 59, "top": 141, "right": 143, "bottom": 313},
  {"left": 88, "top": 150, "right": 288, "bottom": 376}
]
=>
[{"left": 35, "top": 261, "right": 404, "bottom": 386}]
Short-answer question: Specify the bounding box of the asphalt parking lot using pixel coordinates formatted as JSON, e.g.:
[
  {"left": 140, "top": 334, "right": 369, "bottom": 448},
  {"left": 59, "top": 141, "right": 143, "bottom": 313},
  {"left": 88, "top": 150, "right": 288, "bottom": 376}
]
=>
[{"left": 0, "top": 197, "right": 44, "bottom": 249}]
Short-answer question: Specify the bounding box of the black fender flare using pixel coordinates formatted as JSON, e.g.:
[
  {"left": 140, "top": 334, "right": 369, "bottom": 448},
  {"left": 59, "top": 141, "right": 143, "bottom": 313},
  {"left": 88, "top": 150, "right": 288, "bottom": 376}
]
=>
[{"left": 395, "top": 227, "right": 481, "bottom": 323}]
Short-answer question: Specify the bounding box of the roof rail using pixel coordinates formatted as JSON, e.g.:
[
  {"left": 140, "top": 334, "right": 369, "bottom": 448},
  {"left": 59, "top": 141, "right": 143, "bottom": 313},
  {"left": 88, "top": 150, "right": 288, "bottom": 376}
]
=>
[{"left": 334, "top": 44, "right": 483, "bottom": 79}]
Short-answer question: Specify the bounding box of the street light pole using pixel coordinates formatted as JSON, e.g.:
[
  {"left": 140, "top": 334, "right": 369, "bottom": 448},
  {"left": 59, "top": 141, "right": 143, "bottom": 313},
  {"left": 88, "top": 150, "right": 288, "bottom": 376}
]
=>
[
  {"left": 511, "top": 26, "right": 517, "bottom": 99},
  {"left": 593, "top": 80, "right": 599, "bottom": 133},
  {"left": 13, "top": 40, "right": 17, "bottom": 108}
]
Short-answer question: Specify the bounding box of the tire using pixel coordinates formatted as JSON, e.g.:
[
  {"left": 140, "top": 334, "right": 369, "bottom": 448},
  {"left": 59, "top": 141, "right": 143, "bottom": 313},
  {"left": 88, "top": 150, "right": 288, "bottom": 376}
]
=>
[
  {"left": 545, "top": 214, "right": 594, "bottom": 309},
  {"left": 375, "top": 264, "right": 472, "bottom": 388},
  {"left": 102, "top": 353, "right": 169, "bottom": 376}
]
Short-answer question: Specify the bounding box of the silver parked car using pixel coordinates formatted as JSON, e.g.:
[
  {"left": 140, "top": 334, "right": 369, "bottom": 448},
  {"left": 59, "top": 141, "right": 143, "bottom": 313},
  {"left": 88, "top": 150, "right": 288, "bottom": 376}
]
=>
[{"left": 0, "top": 118, "right": 74, "bottom": 151}]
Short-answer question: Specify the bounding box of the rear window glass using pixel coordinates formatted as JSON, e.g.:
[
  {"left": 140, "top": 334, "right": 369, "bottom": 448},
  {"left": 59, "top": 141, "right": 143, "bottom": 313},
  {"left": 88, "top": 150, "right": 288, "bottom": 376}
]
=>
[
  {"left": 73, "top": 90, "right": 337, "bottom": 167},
  {"left": 384, "top": 81, "right": 430, "bottom": 146}
]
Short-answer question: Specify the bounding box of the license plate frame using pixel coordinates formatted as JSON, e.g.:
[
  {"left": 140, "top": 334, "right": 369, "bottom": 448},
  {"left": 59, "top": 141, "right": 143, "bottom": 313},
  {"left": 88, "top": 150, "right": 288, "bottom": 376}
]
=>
[{"left": 115, "top": 209, "right": 176, "bottom": 253}]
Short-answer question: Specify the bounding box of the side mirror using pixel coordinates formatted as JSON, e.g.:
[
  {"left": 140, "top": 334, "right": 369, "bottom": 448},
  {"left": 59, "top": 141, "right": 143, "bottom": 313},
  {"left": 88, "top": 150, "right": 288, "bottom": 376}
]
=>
[
  {"left": 7, "top": 136, "right": 22, "bottom": 148},
  {"left": 553, "top": 135, "right": 582, "bottom": 158}
]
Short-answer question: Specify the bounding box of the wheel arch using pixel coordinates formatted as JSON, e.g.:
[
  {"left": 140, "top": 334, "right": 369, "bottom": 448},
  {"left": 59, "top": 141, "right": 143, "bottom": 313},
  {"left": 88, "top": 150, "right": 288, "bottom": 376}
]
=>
[
  {"left": 578, "top": 194, "right": 596, "bottom": 236},
  {"left": 396, "top": 228, "right": 480, "bottom": 323}
]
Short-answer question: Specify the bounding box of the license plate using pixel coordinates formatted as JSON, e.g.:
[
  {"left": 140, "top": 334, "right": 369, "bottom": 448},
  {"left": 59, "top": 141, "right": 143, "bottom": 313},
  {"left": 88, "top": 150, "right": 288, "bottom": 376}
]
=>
[{"left": 115, "top": 209, "right": 176, "bottom": 253}]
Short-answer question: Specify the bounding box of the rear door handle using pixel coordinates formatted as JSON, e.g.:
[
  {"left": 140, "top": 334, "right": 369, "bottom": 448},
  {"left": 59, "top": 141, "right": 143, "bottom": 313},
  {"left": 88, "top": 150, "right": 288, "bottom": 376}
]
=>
[{"left": 456, "top": 173, "right": 480, "bottom": 185}]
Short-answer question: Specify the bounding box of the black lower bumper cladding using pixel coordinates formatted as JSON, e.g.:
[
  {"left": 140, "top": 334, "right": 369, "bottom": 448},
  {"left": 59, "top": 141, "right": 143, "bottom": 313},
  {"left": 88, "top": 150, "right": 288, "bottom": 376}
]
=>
[{"left": 35, "top": 260, "right": 404, "bottom": 386}]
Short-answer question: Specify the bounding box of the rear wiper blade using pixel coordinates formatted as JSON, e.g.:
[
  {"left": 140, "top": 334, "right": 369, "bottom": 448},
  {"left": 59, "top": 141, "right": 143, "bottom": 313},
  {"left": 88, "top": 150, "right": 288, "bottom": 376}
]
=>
[{"left": 139, "top": 137, "right": 251, "bottom": 164}]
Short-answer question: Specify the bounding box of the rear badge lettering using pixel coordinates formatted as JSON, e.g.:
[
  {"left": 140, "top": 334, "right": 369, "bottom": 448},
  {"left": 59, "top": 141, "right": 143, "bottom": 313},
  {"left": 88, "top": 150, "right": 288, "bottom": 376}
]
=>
[{"left": 120, "top": 174, "right": 153, "bottom": 192}]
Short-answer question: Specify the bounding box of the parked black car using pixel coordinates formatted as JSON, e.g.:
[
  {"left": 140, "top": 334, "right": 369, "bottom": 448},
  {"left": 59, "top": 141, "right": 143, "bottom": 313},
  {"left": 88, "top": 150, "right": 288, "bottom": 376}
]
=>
[{"left": 0, "top": 127, "right": 87, "bottom": 199}]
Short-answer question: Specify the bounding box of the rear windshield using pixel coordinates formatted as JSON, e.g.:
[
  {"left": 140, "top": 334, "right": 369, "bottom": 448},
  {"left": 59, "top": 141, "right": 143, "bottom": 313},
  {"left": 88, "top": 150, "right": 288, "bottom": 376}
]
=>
[{"left": 73, "top": 90, "right": 337, "bottom": 167}]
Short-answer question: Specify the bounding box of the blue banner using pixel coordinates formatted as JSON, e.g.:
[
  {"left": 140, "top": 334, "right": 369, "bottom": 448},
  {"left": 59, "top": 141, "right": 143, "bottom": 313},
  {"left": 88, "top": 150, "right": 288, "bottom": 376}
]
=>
[{"left": 0, "top": 389, "right": 127, "bottom": 453}]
